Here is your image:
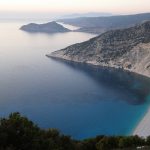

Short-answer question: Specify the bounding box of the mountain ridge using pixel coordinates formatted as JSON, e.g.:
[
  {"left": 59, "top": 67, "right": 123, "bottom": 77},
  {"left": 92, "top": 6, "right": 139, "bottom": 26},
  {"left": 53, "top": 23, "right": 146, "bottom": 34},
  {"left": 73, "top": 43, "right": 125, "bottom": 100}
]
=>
[
  {"left": 58, "top": 13, "right": 150, "bottom": 34},
  {"left": 60, "top": 12, "right": 112, "bottom": 19}
]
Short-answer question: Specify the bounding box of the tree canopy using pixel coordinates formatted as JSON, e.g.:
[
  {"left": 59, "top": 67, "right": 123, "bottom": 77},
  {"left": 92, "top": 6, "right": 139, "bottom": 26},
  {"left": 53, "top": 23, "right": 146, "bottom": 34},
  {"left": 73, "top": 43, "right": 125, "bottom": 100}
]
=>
[{"left": 0, "top": 112, "right": 149, "bottom": 150}]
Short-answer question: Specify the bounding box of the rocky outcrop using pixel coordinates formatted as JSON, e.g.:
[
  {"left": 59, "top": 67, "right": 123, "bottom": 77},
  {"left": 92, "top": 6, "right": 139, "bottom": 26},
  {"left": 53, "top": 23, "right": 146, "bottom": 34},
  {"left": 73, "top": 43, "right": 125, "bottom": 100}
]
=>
[
  {"left": 47, "top": 21, "right": 150, "bottom": 77},
  {"left": 20, "top": 21, "right": 70, "bottom": 33}
]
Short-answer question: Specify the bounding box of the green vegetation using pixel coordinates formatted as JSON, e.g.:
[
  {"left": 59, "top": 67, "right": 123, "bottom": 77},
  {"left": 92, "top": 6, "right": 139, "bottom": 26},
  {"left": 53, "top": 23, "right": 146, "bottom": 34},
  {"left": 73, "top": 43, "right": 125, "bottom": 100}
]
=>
[{"left": 0, "top": 112, "right": 150, "bottom": 150}]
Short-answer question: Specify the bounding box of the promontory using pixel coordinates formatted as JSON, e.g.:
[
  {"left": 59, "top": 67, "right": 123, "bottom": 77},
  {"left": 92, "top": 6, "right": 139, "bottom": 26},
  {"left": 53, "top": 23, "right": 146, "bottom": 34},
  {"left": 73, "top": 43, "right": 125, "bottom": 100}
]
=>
[{"left": 47, "top": 21, "right": 150, "bottom": 78}]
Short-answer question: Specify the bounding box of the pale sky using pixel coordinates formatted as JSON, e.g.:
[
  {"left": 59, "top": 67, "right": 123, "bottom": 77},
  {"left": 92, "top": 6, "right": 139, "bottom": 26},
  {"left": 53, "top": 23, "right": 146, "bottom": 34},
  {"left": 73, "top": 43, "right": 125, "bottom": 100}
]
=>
[{"left": 0, "top": 0, "right": 150, "bottom": 18}]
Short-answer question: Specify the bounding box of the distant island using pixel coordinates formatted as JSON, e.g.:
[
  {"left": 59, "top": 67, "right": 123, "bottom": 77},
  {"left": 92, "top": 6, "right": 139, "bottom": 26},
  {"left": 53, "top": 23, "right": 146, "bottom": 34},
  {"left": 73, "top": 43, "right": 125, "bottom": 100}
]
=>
[
  {"left": 58, "top": 13, "right": 150, "bottom": 34},
  {"left": 47, "top": 21, "right": 150, "bottom": 78},
  {"left": 20, "top": 21, "right": 71, "bottom": 33}
]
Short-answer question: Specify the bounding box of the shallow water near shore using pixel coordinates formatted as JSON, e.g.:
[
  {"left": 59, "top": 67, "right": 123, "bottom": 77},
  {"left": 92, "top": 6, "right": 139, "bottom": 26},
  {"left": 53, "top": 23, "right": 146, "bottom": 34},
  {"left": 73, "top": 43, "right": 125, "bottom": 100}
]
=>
[{"left": 0, "top": 20, "right": 150, "bottom": 139}]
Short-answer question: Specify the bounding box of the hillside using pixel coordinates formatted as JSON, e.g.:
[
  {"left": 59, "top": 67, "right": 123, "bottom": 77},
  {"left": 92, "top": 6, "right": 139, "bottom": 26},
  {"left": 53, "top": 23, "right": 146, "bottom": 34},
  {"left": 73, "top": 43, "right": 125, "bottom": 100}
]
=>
[
  {"left": 20, "top": 21, "right": 70, "bottom": 33},
  {"left": 48, "top": 21, "right": 150, "bottom": 78},
  {"left": 58, "top": 13, "right": 150, "bottom": 34}
]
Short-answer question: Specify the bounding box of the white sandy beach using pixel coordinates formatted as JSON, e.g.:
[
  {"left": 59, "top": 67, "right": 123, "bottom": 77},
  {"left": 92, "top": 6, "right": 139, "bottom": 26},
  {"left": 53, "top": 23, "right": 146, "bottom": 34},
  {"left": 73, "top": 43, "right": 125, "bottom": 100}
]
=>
[{"left": 133, "top": 108, "right": 150, "bottom": 137}]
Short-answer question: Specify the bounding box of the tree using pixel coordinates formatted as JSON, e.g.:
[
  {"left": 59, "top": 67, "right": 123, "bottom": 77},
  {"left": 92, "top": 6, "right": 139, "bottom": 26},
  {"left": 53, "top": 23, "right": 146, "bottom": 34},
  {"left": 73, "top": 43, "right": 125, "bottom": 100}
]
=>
[{"left": 96, "top": 136, "right": 118, "bottom": 150}]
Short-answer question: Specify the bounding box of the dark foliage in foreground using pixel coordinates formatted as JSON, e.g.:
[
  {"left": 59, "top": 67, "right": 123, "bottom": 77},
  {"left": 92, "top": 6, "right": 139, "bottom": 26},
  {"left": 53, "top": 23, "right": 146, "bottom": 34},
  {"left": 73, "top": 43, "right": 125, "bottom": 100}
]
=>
[{"left": 0, "top": 113, "right": 150, "bottom": 150}]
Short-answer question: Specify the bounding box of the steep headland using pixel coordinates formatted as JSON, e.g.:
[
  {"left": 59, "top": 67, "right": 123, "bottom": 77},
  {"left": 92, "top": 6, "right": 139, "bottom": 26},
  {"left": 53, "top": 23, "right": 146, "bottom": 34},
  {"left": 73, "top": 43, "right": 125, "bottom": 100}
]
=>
[
  {"left": 58, "top": 13, "right": 150, "bottom": 34},
  {"left": 47, "top": 21, "right": 150, "bottom": 78},
  {"left": 20, "top": 21, "right": 70, "bottom": 33}
]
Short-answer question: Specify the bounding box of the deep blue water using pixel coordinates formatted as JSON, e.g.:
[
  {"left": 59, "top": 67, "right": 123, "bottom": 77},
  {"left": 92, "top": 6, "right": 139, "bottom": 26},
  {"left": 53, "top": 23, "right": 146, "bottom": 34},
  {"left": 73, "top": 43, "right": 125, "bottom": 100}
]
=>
[{"left": 0, "top": 20, "right": 150, "bottom": 139}]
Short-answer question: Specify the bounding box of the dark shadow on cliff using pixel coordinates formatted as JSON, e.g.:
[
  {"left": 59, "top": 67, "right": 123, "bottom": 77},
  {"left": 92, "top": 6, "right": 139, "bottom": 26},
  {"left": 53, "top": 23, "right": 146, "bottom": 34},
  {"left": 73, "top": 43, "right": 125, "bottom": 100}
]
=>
[{"left": 48, "top": 57, "right": 150, "bottom": 105}]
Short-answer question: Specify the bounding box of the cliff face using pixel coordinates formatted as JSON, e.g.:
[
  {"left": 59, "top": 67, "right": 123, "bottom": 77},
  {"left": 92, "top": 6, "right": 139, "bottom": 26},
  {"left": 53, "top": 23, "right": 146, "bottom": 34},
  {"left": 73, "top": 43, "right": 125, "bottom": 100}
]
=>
[
  {"left": 20, "top": 21, "right": 70, "bottom": 33},
  {"left": 48, "top": 21, "right": 150, "bottom": 77}
]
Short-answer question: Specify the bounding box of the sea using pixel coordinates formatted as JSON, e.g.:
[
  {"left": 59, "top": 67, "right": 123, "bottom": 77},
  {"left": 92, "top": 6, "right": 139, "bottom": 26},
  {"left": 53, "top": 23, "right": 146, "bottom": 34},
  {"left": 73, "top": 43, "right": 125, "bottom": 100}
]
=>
[{"left": 0, "top": 19, "right": 150, "bottom": 139}]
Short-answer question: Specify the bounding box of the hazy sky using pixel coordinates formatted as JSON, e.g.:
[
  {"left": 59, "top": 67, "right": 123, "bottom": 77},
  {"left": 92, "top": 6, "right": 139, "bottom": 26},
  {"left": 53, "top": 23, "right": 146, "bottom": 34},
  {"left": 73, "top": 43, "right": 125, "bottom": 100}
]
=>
[{"left": 0, "top": 0, "right": 150, "bottom": 19}]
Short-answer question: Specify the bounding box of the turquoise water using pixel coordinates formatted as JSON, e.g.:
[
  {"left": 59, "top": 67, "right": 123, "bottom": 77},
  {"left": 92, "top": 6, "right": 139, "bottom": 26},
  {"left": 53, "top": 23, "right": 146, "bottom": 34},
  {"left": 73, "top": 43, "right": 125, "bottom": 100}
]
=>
[{"left": 0, "top": 20, "right": 150, "bottom": 139}]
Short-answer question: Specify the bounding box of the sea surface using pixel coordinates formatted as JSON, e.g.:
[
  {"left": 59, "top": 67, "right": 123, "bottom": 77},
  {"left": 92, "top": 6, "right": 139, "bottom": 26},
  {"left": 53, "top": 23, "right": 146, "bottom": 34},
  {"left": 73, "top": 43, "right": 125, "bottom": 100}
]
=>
[{"left": 0, "top": 20, "right": 150, "bottom": 139}]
